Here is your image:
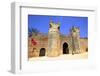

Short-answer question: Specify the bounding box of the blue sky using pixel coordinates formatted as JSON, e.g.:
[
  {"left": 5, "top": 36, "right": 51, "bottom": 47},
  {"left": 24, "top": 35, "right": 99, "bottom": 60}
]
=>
[{"left": 28, "top": 15, "right": 88, "bottom": 38}]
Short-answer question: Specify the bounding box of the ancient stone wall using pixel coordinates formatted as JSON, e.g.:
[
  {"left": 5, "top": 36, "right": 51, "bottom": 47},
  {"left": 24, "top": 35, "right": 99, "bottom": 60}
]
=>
[
  {"left": 28, "top": 23, "right": 88, "bottom": 58},
  {"left": 80, "top": 38, "right": 88, "bottom": 53}
]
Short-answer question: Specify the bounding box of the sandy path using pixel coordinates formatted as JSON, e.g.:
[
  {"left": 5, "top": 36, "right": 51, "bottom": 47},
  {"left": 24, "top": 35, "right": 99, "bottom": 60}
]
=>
[{"left": 29, "top": 52, "right": 88, "bottom": 61}]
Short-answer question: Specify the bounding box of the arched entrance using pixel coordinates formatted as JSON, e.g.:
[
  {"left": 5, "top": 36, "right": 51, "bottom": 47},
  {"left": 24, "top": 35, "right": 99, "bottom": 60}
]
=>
[
  {"left": 63, "top": 42, "right": 69, "bottom": 54},
  {"left": 86, "top": 48, "right": 88, "bottom": 52},
  {"left": 39, "top": 48, "right": 46, "bottom": 56}
]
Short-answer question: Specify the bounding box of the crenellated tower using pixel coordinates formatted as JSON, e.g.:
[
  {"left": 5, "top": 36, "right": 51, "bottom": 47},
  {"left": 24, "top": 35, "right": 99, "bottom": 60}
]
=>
[
  {"left": 47, "top": 21, "right": 61, "bottom": 57},
  {"left": 71, "top": 26, "right": 80, "bottom": 54}
]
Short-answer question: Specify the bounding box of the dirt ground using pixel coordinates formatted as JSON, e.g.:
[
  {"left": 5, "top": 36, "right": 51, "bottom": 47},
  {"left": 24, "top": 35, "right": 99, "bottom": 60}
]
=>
[{"left": 29, "top": 52, "right": 88, "bottom": 61}]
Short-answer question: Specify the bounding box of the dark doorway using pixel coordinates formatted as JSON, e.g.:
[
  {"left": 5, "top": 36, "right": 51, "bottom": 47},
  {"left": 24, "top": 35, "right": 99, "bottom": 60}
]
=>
[
  {"left": 86, "top": 48, "right": 88, "bottom": 52},
  {"left": 39, "top": 48, "right": 46, "bottom": 56},
  {"left": 63, "top": 42, "right": 69, "bottom": 54}
]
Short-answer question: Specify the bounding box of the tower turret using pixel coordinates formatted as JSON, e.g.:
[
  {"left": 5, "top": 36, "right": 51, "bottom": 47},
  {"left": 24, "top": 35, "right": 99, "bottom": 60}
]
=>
[
  {"left": 47, "top": 21, "right": 61, "bottom": 57},
  {"left": 71, "top": 26, "right": 80, "bottom": 54}
]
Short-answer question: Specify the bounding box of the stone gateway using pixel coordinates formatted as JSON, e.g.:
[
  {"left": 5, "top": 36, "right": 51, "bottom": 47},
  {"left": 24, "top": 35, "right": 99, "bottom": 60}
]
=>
[{"left": 28, "top": 21, "right": 88, "bottom": 58}]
